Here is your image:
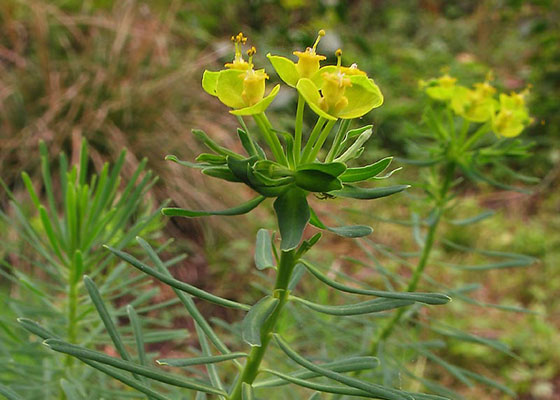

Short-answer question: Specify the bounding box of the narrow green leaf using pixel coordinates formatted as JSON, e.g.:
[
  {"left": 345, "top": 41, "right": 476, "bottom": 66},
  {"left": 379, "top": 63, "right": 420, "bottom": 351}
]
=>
[
  {"left": 309, "top": 208, "right": 372, "bottom": 238},
  {"left": 0, "top": 384, "right": 23, "bottom": 400},
  {"left": 38, "top": 205, "right": 65, "bottom": 262},
  {"left": 157, "top": 352, "right": 247, "bottom": 367},
  {"left": 78, "top": 138, "right": 88, "bottom": 185},
  {"left": 301, "top": 260, "right": 451, "bottom": 305},
  {"left": 80, "top": 359, "right": 171, "bottom": 400},
  {"left": 135, "top": 237, "right": 236, "bottom": 359},
  {"left": 242, "top": 296, "right": 279, "bottom": 347},
  {"left": 242, "top": 383, "right": 254, "bottom": 400},
  {"left": 449, "top": 210, "right": 496, "bottom": 226},
  {"left": 127, "top": 305, "right": 148, "bottom": 367},
  {"left": 331, "top": 184, "right": 409, "bottom": 200},
  {"left": 273, "top": 335, "right": 413, "bottom": 400},
  {"left": 192, "top": 129, "right": 244, "bottom": 160},
  {"left": 259, "top": 368, "right": 380, "bottom": 398},
  {"left": 164, "top": 154, "right": 207, "bottom": 169},
  {"left": 308, "top": 393, "right": 322, "bottom": 400},
  {"left": 83, "top": 276, "right": 135, "bottom": 366},
  {"left": 254, "top": 229, "right": 276, "bottom": 270},
  {"left": 459, "top": 368, "right": 515, "bottom": 396},
  {"left": 254, "top": 356, "right": 379, "bottom": 388},
  {"left": 291, "top": 296, "right": 413, "bottom": 316},
  {"left": 203, "top": 166, "right": 243, "bottom": 182},
  {"left": 21, "top": 172, "right": 41, "bottom": 209},
  {"left": 339, "top": 157, "right": 393, "bottom": 182},
  {"left": 288, "top": 263, "right": 306, "bottom": 291},
  {"left": 17, "top": 318, "right": 59, "bottom": 340},
  {"left": 44, "top": 339, "right": 226, "bottom": 396},
  {"left": 162, "top": 196, "right": 265, "bottom": 218},
  {"left": 105, "top": 246, "right": 250, "bottom": 311},
  {"left": 196, "top": 153, "right": 227, "bottom": 165},
  {"left": 274, "top": 188, "right": 310, "bottom": 251},
  {"left": 61, "top": 379, "right": 81, "bottom": 400}
]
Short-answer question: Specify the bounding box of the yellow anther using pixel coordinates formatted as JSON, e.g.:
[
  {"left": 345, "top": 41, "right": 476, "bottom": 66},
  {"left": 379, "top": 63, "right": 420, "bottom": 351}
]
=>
[
  {"left": 247, "top": 46, "right": 256, "bottom": 57},
  {"left": 335, "top": 49, "right": 343, "bottom": 68},
  {"left": 225, "top": 33, "right": 250, "bottom": 70},
  {"left": 312, "top": 29, "right": 326, "bottom": 51}
]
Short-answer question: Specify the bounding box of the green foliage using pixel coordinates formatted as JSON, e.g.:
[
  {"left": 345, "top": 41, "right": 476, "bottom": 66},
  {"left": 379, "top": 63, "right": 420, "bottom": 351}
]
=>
[{"left": 0, "top": 140, "right": 179, "bottom": 399}]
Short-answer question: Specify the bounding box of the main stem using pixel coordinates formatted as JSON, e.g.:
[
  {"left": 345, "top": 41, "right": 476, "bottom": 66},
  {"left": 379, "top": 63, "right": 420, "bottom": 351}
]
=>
[
  {"left": 229, "top": 249, "right": 297, "bottom": 400},
  {"left": 369, "top": 162, "right": 456, "bottom": 354}
]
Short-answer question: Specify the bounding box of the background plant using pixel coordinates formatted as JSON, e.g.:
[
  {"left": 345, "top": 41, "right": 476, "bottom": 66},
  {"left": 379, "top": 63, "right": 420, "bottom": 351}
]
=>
[{"left": 0, "top": 139, "right": 187, "bottom": 399}]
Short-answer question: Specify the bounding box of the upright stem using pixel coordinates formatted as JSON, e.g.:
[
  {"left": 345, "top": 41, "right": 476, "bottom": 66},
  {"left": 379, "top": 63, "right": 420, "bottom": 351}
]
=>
[
  {"left": 460, "top": 121, "right": 491, "bottom": 152},
  {"left": 300, "top": 116, "right": 327, "bottom": 163},
  {"left": 229, "top": 250, "right": 297, "bottom": 400},
  {"left": 66, "top": 279, "right": 78, "bottom": 366},
  {"left": 253, "top": 113, "right": 288, "bottom": 166},
  {"left": 304, "top": 119, "right": 337, "bottom": 164},
  {"left": 294, "top": 94, "right": 305, "bottom": 164},
  {"left": 325, "top": 119, "right": 350, "bottom": 163},
  {"left": 369, "top": 162, "right": 456, "bottom": 354}
]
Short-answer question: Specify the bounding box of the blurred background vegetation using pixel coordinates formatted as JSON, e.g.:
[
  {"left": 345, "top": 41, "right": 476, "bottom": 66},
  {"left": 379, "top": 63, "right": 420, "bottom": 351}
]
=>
[{"left": 1, "top": 0, "right": 558, "bottom": 399}]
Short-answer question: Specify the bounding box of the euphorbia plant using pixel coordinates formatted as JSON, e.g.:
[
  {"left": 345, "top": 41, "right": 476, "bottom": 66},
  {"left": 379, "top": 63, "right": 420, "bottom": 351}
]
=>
[
  {"left": 18, "top": 32, "right": 455, "bottom": 400},
  {"left": 342, "top": 73, "right": 535, "bottom": 398}
]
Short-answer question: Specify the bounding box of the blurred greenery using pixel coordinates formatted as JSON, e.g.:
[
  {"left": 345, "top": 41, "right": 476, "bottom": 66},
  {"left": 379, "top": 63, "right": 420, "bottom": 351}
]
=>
[{"left": 1, "top": 0, "right": 558, "bottom": 399}]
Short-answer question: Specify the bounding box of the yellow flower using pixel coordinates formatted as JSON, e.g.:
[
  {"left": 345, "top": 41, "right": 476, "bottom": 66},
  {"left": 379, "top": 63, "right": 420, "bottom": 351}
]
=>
[
  {"left": 224, "top": 32, "right": 251, "bottom": 70},
  {"left": 423, "top": 74, "right": 458, "bottom": 101},
  {"left": 451, "top": 81, "right": 498, "bottom": 122},
  {"left": 201, "top": 35, "right": 280, "bottom": 116},
  {"left": 267, "top": 30, "right": 327, "bottom": 87},
  {"left": 296, "top": 49, "right": 383, "bottom": 120},
  {"left": 492, "top": 90, "right": 532, "bottom": 138}
]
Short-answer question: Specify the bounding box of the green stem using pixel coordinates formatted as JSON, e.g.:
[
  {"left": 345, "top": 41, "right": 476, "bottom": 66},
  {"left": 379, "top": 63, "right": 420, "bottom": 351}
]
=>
[
  {"left": 294, "top": 94, "right": 305, "bottom": 164},
  {"left": 300, "top": 116, "right": 327, "bottom": 164},
  {"left": 325, "top": 119, "right": 351, "bottom": 163},
  {"left": 458, "top": 119, "right": 470, "bottom": 146},
  {"left": 236, "top": 116, "right": 259, "bottom": 157},
  {"left": 253, "top": 113, "right": 288, "bottom": 166},
  {"left": 304, "top": 119, "right": 337, "bottom": 163},
  {"left": 66, "top": 279, "right": 78, "bottom": 366},
  {"left": 460, "top": 121, "right": 491, "bottom": 152},
  {"left": 229, "top": 250, "right": 297, "bottom": 400},
  {"left": 368, "top": 162, "right": 456, "bottom": 355}
]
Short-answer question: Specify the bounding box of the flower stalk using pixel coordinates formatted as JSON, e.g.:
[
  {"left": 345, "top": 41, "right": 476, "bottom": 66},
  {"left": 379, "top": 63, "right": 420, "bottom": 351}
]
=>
[{"left": 229, "top": 249, "right": 297, "bottom": 400}]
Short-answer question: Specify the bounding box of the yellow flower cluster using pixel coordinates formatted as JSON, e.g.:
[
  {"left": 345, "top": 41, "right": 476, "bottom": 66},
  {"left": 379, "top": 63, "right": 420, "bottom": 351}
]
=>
[{"left": 421, "top": 74, "right": 532, "bottom": 138}]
